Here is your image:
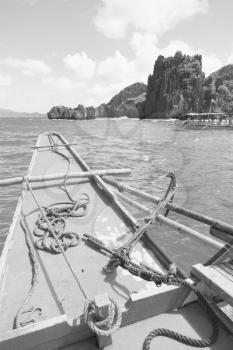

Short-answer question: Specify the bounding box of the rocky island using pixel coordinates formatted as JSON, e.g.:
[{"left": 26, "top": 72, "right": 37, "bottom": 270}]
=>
[
  {"left": 47, "top": 52, "right": 233, "bottom": 120},
  {"left": 47, "top": 83, "right": 146, "bottom": 120}
]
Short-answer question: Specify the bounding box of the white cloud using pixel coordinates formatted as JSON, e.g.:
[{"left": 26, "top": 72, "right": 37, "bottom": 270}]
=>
[
  {"left": 64, "top": 52, "right": 96, "bottom": 79},
  {"left": 0, "top": 92, "right": 7, "bottom": 99},
  {"left": 97, "top": 50, "right": 136, "bottom": 83},
  {"left": 226, "top": 53, "right": 233, "bottom": 65},
  {"left": 22, "top": 69, "right": 35, "bottom": 77},
  {"left": 94, "top": 0, "right": 208, "bottom": 39},
  {"left": 202, "top": 55, "right": 223, "bottom": 76},
  {"left": 42, "top": 76, "right": 85, "bottom": 91},
  {"left": 0, "top": 58, "right": 51, "bottom": 75},
  {"left": 0, "top": 74, "right": 12, "bottom": 86}
]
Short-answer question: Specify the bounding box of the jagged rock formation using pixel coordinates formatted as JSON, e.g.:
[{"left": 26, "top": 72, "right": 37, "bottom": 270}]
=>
[
  {"left": 47, "top": 83, "right": 147, "bottom": 120},
  {"left": 47, "top": 53, "right": 233, "bottom": 120},
  {"left": 143, "top": 51, "right": 205, "bottom": 118},
  {"left": 47, "top": 106, "right": 83, "bottom": 120},
  {"left": 203, "top": 65, "right": 233, "bottom": 115}
]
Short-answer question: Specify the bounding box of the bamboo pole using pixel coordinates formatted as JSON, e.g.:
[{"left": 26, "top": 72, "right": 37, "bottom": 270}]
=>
[
  {"left": 0, "top": 168, "right": 131, "bottom": 187},
  {"left": 112, "top": 188, "right": 224, "bottom": 250},
  {"left": 103, "top": 177, "right": 233, "bottom": 237}
]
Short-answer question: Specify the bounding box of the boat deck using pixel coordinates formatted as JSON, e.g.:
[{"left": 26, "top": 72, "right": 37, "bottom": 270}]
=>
[
  {"left": 62, "top": 301, "right": 233, "bottom": 350},
  {"left": 0, "top": 132, "right": 165, "bottom": 335}
]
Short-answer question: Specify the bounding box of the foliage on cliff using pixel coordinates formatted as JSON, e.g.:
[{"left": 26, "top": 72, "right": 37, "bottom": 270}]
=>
[
  {"left": 203, "top": 64, "right": 233, "bottom": 114},
  {"left": 47, "top": 83, "right": 147, "bottom": 120},
  {"left": 143, "top": 51, "right": 205, "bottom": 118}
]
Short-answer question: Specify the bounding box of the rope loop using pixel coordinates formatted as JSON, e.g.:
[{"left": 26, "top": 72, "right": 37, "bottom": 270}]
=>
[{"left": 84, "top": 298, "right": 122, "bottom": 337}]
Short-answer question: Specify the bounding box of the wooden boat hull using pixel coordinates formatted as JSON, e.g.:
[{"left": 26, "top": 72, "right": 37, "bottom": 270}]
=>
[{"left": 0, "top": 132, "right": 232, "bottom": 349}]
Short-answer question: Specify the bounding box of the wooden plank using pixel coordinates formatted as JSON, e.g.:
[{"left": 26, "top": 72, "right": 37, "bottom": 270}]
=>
[
  {"left": 121, "top": 283, "right": 191, "bottom": 327},
  {"left": 212, "top": 265, "right": 233, "bottom": 283},
  {"left": 224, "top": 261, "right": 233, "bottom": 271},
  {"left": 211, "top": 302, "right": 233, "bottom": 334},
  {"left": 192, "top": 263, "right": 233, "bottom": 306},
  {"left": 0, "top": 282, "right": 192, "bottom": 350},
  {"left": 0, "top": 315, "right": 92, "bottom": 350}
]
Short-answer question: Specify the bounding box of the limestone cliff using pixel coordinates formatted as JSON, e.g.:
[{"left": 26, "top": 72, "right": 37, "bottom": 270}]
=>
[
  {"left": 47, "top": 82, "right": 147, "bottom": 120},
  {"left": 143, "top": 51, "right": 205, "bottom": 118}
]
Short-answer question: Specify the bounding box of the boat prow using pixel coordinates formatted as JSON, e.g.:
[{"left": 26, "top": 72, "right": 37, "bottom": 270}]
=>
[{"left": 0, "top": 132, "right": 233, "bottom": 349}]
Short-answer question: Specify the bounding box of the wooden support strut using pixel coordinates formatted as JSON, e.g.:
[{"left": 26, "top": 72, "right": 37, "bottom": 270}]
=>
[
  {"left": 103, "top": 177, "right": 233, "bottom": 238},
  {"left": 94, "top": 294, "right": 112, "bottom": 348},
  {"left": 0, "top": 169, "right": 131, "bottom": 187}
]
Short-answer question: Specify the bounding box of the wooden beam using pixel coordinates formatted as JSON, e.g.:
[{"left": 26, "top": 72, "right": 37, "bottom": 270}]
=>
[
  {"left": 0, "top": 169, "right": 131, "bottom": 187},
  {"left": 0, "top": 282, "right": 193, "bottom": 350}
]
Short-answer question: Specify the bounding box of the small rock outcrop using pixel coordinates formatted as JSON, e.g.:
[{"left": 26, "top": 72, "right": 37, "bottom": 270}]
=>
[
  {"left": 143, "top": 51, "right": 205, "bottom": 118},
  {"left": 47, "top": 82, "right": 147, "bottom": 120},
  {"left": 203, "top": 64, "right": 233, "bottom": 115},
  {"left": 47, "top": 106, "right": 83, "bottom": 120}
]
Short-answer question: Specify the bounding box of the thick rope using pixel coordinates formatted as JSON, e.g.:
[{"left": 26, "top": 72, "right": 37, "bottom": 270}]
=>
[
  {"left": 14, "top": 219, "right": 42, "bottom": 328},
  {"left": 84, "top": 298, "right": 122, "bottom": 336},
  {"left": 143, "top": 278, "right": 219, "bottom": 349}
]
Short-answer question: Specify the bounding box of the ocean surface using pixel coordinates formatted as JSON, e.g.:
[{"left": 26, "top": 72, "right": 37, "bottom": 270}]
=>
[{"left": 1, "top": 116, "right": 233, "bottom": 274}]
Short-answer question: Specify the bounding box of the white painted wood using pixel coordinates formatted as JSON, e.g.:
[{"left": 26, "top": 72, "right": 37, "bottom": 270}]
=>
[{"left": 192, "top": 263, "right": 233, "bottom": 306}]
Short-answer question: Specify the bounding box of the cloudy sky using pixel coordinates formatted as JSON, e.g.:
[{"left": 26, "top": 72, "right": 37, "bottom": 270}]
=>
[{"left": 0, "top": 0, "right": 233, "bottom": 113}]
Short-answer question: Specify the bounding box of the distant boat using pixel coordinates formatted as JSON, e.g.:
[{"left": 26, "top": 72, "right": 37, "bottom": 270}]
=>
[{"left": 175, "top": 112, "right": 233, "bottom": 130}]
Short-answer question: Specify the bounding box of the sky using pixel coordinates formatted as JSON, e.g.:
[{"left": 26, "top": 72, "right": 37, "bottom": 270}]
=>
[{"left": 0, "top": 0, "right": 233, "bottom": 113}]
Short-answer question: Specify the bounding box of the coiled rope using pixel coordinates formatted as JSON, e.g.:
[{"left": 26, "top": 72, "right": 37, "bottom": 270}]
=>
[{"left": 33, "top": 194, "right": 89, "bottom": 254}]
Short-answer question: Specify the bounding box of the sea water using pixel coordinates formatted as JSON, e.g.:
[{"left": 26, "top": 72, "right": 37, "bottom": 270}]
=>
[{"left": 1, "top": 116, "right": 233, "bottom": 274}]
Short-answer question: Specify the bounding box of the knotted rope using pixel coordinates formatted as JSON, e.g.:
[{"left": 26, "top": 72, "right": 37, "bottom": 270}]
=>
[{"left": 84, "top": 298, "right": 122, "bottom": 337}]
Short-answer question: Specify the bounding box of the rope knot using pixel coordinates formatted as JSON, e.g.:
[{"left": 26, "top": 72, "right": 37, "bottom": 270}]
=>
[{"left": 84, "top": 297, "right": 122, "bottom": 337}]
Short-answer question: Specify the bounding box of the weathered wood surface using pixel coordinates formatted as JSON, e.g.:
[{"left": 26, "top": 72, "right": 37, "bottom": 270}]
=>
[
  {"left": 192, "top": 263, "right": 233, "bottom": 306},
  {"left": 0, "top": 169, "right": 131, "bottom": 187},
  {"left": 0, "top": 283, "right": 191, "bottom": 350}
]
